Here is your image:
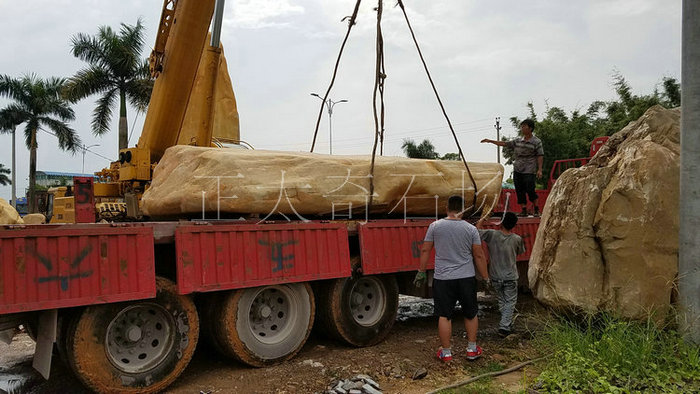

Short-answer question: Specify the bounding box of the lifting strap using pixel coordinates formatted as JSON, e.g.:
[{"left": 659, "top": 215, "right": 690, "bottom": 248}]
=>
[
  {"left": 310, "top": 0, "right": 363, "bottom": 153},
  {"left": 395, "top": 0, "right": 479, "bottom": 214},
  {"left": 368, "top": 0, "right": 387, "bottom": 209}
]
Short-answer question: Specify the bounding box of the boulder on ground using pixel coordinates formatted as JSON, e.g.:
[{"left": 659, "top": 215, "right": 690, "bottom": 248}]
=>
[
  {"left": 0, "top": 198, "right": 23, "bottom": 225},
  {"left": 141, "top": 146, "right": 504, "bottom": 219},
  {"left": 529, "top": 105, "right": 680, "bottom": 320}
]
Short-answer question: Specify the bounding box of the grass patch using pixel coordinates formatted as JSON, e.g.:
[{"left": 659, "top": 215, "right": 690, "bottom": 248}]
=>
[
  {"left": 438, "top": 378, "right": 504, "bottom": 394},
  {"left": 533, "top": 313, "right": 700, "bottom": 392}
]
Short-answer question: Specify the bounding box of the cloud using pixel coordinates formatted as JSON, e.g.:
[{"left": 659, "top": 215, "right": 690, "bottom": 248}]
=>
[
  {"left": 591, "top": 0, "right": 656, "bottom": 17},
  {"left": 226, "top": 0, "right": 305, "bottom": 29}
]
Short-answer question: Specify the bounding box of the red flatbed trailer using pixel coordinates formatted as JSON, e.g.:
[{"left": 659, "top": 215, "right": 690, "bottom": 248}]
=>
[{"left": 0, "top": 215, "right": 539, "bottom": 391}]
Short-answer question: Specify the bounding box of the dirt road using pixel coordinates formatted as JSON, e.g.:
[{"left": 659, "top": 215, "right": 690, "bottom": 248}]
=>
[{"left": 0, "top": 295, "right": 544, "bottom": 393}]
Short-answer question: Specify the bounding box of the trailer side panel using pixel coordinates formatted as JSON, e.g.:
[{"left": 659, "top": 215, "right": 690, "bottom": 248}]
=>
[
  {"left": 0, "top": 226, "right": 155, "bottom": 314},
  {"left": 175, "top": 222, "right": 352, "bottom": 294},
  {"left": 358, "top": 220, "right": 435, "bottom": 275}
]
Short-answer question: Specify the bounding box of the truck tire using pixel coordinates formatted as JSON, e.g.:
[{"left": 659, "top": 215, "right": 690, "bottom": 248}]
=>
[
  {"left": 65, "top": 277, "right": 198, "bottom": 394},
  {"left": 316, "top": 275, "right": 398, "bottom": 347},
  {"left": 212, "top": 283, "right": 314, "bottom": 367}
]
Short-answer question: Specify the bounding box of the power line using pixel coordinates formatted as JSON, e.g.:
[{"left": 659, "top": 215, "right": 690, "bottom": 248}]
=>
[
  {"left": 260, "top": 117, "right": 491, "bottom": 147},
  {"left": 256, "top": 118, "right": 494, "bottom": 149},
  {"left": 40, "top": 129, "right": 114, "bottom": 162}
]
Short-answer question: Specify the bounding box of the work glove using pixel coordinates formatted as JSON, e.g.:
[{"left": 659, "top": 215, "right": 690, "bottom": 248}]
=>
[
  {"left": 483, "top": 278, "right": 493, "bottom": 292},
  {"left": 413, "top": 271, "right": 427, "bottom": 288}
]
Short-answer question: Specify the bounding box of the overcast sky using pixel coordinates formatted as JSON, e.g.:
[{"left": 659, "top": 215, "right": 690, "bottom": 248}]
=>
[{"left": 0, "top": 0, "right": 681, "bottom": 201}]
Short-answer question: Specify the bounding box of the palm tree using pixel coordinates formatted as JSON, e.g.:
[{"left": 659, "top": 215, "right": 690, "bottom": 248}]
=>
[
  {"left": 0, "top": 74, "right": 80, "bottom": 213},
  {"left": 64, "top": 19, "right": 153, "bottom": 153},
  {"left": 0, "top": 163, "right": 10, "bottom": 186},
  {"left": 401, "top": 138, "right": 440, "bottom": 159},
  {"left": 0, "top": 107, "right": 23, "bottom": 205}
]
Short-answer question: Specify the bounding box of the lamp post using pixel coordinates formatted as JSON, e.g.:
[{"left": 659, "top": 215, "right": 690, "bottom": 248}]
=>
[
  {"left": 11, "top": 125, "right": 16, "bottom": 208},
  {"left": 311, "top": 93, "right": 348, "bottom": 155},
  {"left": 81, "top": 144, "right": 100, "bottom": 173}
]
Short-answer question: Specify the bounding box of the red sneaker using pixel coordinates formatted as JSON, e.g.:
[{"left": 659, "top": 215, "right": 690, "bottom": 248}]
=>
[
  {"left": 436, "top": 348, "right": 453, "bottom": 362},
  {"left": 466, "top": 345, "right": 483, "bottom": 361}
]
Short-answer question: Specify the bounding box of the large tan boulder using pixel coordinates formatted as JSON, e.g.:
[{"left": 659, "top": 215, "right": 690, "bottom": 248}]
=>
[
  {"left": 0, "top": 198, "right": 23, "bottom": 225},
  {"left": 22, "top": 213, "right": 46, "bottom": 224},
  {"left": 529, "top": 105, "right": 680, "bottom": 320},
  {"left": 142, "top": 146, "right": 504, "bottom": 219}
]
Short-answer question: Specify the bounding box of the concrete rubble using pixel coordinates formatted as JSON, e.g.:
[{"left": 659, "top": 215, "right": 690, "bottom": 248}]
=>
[{"left": 322, "top": 374, "right": 383, "bottom": 394}]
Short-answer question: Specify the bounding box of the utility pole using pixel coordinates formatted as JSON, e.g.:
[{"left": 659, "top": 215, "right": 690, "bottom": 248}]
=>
[
  {"left": 11, "top": 125, "right": 16, "bottom": 208},
  {"left": 679, "top": 0, "right": 700, "bottom": 345},
  {"left": 311, "top": 93, "right": 348, "bottom": 155},
  {"left": 494, "top": 117, "right": 502, "bottom": 164}
]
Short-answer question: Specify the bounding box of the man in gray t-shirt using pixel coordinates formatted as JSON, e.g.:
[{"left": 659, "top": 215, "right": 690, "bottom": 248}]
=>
[
  {"left": 481, "top": 119, "right": 544, "bottom": 216},
  {"left": 414, "top": 195, "right": 489, "bottom": 362},
  {"left": 477, "top": 212, "right": 526, "bottom": 336}
]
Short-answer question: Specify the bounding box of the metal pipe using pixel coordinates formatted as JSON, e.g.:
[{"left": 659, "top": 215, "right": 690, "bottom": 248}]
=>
[
  {"left": 679, "top": 0, "right": 700, "bottom": 345},
  {"left": 211, "top": 0, "right": 226, "bottom": 48}
]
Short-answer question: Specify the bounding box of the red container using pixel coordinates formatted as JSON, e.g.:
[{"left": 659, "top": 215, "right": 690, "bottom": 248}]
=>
[
  {"left": 175, "top": 222, "right": 352, "bottom": 294},
  {"left": 358, "top": 220, "right": 435, "bottom": 275},
  {"left": 0, "top": 225, "right": 155, "bottom": 315},
  {"left": 73, "top": 176, "right": 96, "bottom": 223}
]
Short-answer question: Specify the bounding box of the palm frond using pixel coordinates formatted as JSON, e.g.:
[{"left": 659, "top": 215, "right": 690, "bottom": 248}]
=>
[
  {"left": 39, "top": 117, "right": 81, "bottom": 154},
  {"left": 64, "top": 66, "right": 113, "bottom": 102},
  {"left": 134, "top": 57, "right": 152, "bottom": 79},
  {"left": 0, "top": 164, "right": 10, "bottom": 186},
  {"left": 45, "top": 96, "right": 76, "bottom": 122},
  {"left": 91, "top": 88, "right": 118, "bottom": 136},
  {"left": 71, "top": 32, "right": 110, "bottom": 68},
  {"left": 0, "top": 74, "right": 31, "bottom": 104},
  {"left": 0, "top": 105, "right": 29, "bottom": 132},
  {"left": 119, "top": 19, "right": 146, "bottom": 68},
  {"left": 23, "top": 121, "right": 39, "bottom": 150},
  {"left": 126, "top": 78, "right": 153, "bottom": 112}
]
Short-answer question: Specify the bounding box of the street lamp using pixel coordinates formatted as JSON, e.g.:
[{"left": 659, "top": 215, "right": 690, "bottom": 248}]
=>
[
  {"left": 311, "top": 93, "right": 348, "bottom": 155},
  {"left": 81, "top": 144, "right": 100, "bottom": 173}
]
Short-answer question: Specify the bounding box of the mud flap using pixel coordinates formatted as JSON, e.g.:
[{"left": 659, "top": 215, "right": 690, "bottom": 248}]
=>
[{"left": 32, "top": 309, "right": 57, "bottom": 379}]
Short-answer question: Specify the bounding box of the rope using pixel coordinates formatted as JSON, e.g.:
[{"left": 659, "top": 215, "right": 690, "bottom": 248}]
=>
[
  {"left": 425, "top": 356, "right": 547, "bottom": 394},
  {"left": 499, "top": 191, "right": 511, "bottom": 224},
  {"left": 310, "top": 0, "right": 362, "bottom": 152},
  {"left": 368, "top": 0, "right": 386, "bottom": 210},
  {"left": 127, "top": 109, "right": 141, "bottom": 145},
  {"left": 396, "top": 0, "right": 479, "bottom": 214}
]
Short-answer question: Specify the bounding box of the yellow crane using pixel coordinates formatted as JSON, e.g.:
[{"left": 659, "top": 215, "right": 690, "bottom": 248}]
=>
[{"left": 51, "top": 0, "right": 241, "bottom": 222}]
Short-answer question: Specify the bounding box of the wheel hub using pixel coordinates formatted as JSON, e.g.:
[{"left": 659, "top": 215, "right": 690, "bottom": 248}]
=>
[
  {"left": 105, "top": 303, "right": 175, "bottom": 373},
  {"left": 126, "top": 326, "right": 142, "bottom": 342},
  {"left": 257, "top": 305, "right": 272, "bottom": 319},
  {"left": 349, "top": 277, "right": 387, "bottom": 327},
  {"left": 352, "top": 293, "right": 364, "bottom": 305},
  {"left": 247, "top": 286, "right": 298, "bottom": 345}
]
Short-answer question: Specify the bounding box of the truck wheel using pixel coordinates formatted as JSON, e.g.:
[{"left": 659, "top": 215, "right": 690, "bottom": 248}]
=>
[
  {"left": 213, "top": 283, "right": 314, "bottom": 367},
  {"left": 317, "top": 275, "right": 398, "bottom": 347},
  {"left": 65, "top": 277, "right": 198, "bottom": 393}
]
